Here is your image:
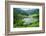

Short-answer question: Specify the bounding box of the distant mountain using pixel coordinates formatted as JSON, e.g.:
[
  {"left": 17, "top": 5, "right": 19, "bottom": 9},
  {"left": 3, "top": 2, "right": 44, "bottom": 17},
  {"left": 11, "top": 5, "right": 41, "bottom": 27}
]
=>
[{"left": 13, "top": 8, "right": 39, "bottom": 15}]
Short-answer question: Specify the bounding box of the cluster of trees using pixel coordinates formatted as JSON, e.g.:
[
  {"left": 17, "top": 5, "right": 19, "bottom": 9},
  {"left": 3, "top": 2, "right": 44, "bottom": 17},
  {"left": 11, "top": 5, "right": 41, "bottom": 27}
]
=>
[{"left": 13, "top": 8, "right": 39, "bottom": 28}]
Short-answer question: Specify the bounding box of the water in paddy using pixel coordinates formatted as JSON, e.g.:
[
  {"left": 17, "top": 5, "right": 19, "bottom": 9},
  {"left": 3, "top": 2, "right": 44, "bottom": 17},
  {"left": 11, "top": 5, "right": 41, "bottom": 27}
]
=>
[
  {"left": 22, "top": 18, "right": 38, "bottom": 25},
  {"left": 22, "top": 18, "right": 32, "bottom": 25}
]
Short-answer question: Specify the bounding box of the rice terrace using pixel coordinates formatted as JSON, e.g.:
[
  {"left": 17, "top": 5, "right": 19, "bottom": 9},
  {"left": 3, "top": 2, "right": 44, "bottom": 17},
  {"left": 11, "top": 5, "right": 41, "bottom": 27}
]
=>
[{"left": 13, "top": 8, "right": 39, "bottom": 28}]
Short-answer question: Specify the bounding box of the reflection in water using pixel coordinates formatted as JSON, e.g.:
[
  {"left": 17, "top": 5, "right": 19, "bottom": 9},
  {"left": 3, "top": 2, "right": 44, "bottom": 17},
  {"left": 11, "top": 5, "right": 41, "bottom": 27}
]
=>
[
  {"left": 22, "top": 18, "right": 32, "bottom": 24},
  {"left": 22, "top": 18, "right": 38, "bottom": 25}
]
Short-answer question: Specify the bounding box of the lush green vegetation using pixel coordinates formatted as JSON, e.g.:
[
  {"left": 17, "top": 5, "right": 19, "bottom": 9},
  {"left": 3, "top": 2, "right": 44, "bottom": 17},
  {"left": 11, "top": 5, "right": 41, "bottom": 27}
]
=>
[{"left": 13, "top": 8, "right": 39, "bottom": 28}]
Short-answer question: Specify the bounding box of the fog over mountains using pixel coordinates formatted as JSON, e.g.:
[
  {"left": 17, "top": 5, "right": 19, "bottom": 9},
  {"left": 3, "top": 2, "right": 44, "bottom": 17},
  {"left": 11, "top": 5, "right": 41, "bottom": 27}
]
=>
[{"left": 13, "top": 8, "right": 39, "bottom": 15}]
